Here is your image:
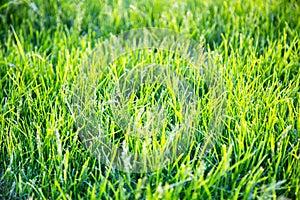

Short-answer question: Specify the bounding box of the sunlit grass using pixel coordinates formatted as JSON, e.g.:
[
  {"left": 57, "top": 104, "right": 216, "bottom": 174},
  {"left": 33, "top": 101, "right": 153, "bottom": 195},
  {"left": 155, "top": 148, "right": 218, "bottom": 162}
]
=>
[{"left": 0, "top": 0, "right": 299, "bottom": 199}]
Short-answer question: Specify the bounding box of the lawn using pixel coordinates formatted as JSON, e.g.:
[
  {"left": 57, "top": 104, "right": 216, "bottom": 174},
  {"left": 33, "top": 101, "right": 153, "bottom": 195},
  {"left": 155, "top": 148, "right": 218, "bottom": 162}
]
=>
[{"left": 0, "top": 0, "right": 299, "bottom": 199}]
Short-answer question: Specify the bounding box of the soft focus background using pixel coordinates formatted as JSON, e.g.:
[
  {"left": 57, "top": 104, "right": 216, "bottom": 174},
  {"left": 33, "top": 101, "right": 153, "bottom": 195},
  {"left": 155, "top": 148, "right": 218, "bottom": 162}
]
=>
[{"left": 0, "top": 0, "right": 299, "bottom": 199}]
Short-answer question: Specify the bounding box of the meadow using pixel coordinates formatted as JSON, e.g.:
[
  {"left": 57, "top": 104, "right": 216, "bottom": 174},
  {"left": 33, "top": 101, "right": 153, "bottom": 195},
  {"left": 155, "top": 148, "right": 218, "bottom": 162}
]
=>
[{"left": 0, "top": 0, "right": 299, "bottom": 199}]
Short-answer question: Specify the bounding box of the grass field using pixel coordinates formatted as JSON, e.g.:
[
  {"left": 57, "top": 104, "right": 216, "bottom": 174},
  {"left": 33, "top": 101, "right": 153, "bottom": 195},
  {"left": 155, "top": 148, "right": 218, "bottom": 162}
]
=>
[{"left": 0, "top": 0, "right": 299, "bottom": 199}]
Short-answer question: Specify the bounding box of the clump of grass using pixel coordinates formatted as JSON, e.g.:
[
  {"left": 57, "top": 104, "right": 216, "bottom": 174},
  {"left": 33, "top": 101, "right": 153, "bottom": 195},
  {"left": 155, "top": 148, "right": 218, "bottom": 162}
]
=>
[{"left": 0, "top": 0, "right": 299, "bottom": 199}]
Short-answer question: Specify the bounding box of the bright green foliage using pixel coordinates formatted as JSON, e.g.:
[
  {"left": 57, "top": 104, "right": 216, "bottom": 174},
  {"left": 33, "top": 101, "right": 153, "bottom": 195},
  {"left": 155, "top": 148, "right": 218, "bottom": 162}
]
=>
[{"left": 0, "top": 0, "right": 299, "bottom": 199}]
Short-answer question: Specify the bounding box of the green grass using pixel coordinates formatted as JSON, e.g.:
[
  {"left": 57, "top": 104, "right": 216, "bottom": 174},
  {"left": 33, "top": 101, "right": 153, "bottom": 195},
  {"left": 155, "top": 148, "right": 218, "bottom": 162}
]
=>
[{"left": 0, "top": 0, "right": 299, "bottom": 199}]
